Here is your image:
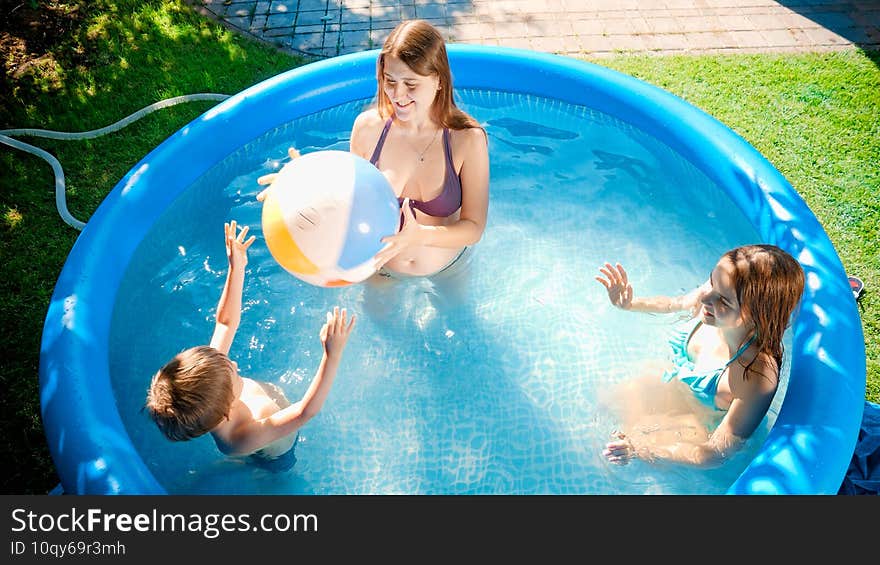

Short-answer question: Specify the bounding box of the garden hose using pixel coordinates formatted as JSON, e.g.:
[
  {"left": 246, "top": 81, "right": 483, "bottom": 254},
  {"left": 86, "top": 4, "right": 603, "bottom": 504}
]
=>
[{"left": 1, "top": 93, "right": 230, "bottom": 230}]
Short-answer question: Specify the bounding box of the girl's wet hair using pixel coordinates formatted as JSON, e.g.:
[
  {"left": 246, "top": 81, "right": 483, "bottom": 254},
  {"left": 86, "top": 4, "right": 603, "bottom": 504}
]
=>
[{"left": 722, "top": 244, "right": 805, "bottom": 378}]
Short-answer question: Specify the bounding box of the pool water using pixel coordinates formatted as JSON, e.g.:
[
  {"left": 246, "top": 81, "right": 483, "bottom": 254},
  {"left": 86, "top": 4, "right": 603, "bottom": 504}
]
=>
[{"left": 108, "top": 90, "right": 785, "bottom": 494}]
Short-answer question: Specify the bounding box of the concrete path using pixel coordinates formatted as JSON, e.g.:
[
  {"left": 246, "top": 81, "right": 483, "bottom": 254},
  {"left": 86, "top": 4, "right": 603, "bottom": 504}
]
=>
[{"left": 189, "top": 0, "right": 880, "bottom": 59}]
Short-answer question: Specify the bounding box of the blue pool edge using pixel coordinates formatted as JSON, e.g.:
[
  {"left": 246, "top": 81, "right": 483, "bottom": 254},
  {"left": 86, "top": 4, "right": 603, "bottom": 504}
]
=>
[{"left": 39, "top": 45, "right": 866, "bottom": 495}]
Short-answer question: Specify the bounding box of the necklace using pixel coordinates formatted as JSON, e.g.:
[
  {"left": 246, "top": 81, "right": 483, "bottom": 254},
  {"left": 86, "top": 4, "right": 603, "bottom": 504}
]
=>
[{"left": 414, "top": 128, "right": 440, "bottom": 162}]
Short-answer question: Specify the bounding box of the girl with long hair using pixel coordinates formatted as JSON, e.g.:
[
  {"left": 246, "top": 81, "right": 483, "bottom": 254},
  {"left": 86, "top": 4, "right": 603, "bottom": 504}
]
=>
[{"left": 596, "top": 244, "right": 805, "bottom": 468}]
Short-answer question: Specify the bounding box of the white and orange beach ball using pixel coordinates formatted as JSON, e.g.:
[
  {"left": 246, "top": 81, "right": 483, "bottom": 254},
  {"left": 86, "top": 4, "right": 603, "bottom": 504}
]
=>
[{"left": 260, "top": 150, "right": 399, "bottom": 287}]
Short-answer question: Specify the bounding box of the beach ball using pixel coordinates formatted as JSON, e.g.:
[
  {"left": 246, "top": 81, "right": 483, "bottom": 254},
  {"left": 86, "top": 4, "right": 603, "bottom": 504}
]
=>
[{"left": 261, "top": 150, "right": 399, "bottom": 287}]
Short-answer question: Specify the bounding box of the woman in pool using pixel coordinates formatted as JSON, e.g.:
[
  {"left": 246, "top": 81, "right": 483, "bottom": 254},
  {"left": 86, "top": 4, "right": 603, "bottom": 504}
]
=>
[
  {"left": 596, "top": 244, "right": 805, "bottom": 468},
  {"left": 348, "top": 19, "right": 490, "bottom": 278}
]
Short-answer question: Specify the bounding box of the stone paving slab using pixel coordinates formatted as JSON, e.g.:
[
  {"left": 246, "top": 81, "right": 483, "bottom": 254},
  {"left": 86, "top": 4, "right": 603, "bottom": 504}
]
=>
[{"left": 188, "top": 0, "right": 880, "bottom": 59}]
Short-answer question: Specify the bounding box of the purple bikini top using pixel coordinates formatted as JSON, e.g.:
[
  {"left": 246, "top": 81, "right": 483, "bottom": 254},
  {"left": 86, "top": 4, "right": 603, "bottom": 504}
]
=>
[{"left": 369, "top": 118, "right": 463, "bottom": 218}]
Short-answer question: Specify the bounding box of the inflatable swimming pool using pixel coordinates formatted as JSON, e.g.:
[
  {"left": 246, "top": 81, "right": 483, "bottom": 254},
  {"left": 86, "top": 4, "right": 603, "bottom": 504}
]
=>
[{"left": 39, "top": 45, "right": 865, "bottom": 494}]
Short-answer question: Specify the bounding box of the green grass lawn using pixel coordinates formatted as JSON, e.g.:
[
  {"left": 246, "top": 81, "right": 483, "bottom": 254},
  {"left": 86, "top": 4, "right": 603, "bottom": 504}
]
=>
[{"left": 2, "top": 0, "right": 877, "bottom": 494}]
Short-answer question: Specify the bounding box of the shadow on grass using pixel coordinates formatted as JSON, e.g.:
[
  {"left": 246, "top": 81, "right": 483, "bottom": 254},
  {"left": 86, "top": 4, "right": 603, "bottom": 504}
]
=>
[{"left": 777, "top": 0, "right": 880, "bottom": 61}]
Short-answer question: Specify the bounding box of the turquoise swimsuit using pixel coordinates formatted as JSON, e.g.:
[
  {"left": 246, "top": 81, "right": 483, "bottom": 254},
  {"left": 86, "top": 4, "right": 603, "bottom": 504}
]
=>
[{"left": 662, "top": 319, "right": 755, "bottom": 411}]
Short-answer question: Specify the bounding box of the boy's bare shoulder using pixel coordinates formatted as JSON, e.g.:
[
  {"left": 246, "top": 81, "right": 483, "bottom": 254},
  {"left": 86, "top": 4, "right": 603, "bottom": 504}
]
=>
[{"left": 208, "top": 417, "right": 238, "bottom": 455}]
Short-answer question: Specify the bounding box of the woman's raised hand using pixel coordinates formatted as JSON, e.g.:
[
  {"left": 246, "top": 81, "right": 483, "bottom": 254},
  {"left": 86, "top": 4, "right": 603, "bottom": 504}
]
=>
[{"left": 256, "top": 147, "right": 301, "bottom": 202}]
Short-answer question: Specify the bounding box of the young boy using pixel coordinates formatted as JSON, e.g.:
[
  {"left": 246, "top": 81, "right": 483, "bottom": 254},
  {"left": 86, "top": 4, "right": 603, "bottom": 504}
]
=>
[{"left": 145, "top": 220, "right": 356, "bottom": 471}]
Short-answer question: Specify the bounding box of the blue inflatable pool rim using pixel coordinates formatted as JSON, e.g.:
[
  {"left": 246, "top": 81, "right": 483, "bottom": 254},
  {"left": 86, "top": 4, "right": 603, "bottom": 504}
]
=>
[{"left": 39, "top": 45, "right": 865, "bottom": 494}]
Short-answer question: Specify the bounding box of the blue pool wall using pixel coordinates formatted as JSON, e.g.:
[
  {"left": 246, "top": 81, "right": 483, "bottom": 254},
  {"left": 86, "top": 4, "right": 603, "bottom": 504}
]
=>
[{"left": 39, "top": 45, "right": 865, "bottom": 495}]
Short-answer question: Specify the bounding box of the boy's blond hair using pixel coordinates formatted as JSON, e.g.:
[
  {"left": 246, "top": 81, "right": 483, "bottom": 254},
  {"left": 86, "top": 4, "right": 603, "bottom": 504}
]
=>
[{"left": 145, "top": 346, "right": 235, "bottom": 441}]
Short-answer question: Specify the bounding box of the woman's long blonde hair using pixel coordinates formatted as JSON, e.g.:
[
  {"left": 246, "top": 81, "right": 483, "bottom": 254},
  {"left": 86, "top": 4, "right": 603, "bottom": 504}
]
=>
[{"left": 376, "top": 19, "right": 481, "bottom": 131}]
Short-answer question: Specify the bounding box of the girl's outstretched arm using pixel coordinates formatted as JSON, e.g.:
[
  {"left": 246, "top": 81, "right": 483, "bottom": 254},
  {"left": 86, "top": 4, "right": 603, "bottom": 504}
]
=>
[{"left": 596, "top": 262, "right": 709, "bottom": 315}]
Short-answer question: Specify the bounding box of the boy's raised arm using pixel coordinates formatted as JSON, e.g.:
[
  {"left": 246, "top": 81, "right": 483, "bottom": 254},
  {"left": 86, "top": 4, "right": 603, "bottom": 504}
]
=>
[
  {"left": 209, "top": 220, "right": 256, "bottom": 355},
  {"left": 229, "top": 307, "right": 356, "bottom": 454}
]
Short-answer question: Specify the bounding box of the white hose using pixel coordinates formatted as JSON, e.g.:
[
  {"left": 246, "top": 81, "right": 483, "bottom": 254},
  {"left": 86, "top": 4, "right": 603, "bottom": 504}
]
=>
[{"left": 1, "top": 93, "right": 230, "bottom": 230}]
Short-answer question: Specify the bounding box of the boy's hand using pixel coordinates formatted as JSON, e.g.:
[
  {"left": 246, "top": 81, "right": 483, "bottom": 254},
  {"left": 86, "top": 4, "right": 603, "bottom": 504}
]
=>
[
  {"left": 319, "top": 307, "right": 356, "bottom": 360},
  {"left": 595, "top": 262, "right": 633, "bottom": 310},
  {"left": 225, "top": 220, "right": 256, "bottom": 270}
]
